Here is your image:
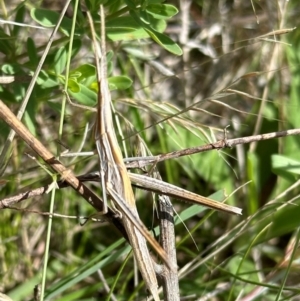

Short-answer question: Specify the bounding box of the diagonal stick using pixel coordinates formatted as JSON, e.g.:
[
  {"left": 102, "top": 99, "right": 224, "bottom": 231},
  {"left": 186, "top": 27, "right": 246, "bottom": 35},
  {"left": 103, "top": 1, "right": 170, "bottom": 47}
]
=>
[
  {"left": 0, "top": 170, "right": 242, "bottom": 215},
  {"left": 88, "top": 6, "right": 169, "bottom": 300},
  {"left": 77, "top": 171, "right": 241, "bottom": 214},
  {"left": 129, "top": 173, "right": 242, "bottom": 214}
]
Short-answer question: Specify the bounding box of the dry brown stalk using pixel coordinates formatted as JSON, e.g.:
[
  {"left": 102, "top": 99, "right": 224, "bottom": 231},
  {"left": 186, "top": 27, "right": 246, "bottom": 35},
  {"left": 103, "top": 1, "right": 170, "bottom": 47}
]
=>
[{"left": 125, "top": 128, "right": 300, "bottom": 169}]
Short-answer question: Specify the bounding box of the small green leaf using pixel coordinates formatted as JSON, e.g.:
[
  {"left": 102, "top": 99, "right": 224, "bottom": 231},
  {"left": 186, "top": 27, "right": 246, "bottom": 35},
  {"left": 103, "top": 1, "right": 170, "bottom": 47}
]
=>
[
  {"left": 146, "top": 4, "right": 178, "bottom": 19},
  {"left": 90, "top": 81, "right": 98, "bottom": 92},
  {"left": 68, "top": 78, "right": 80, "bottom": 93},
  {"left": 53, "top": 46, "right": 67, "bottom": 74},
  {"left": 267, "top": 204, "right": 300, "bottom": 240},
  {"left": 247, "top": 152, "right": 259, "bottom": 214},
  {"left": 139, "top": 10, "right": 151, "bottom": 24},
  {"left": 31, "top": 8, "right": 60, "bottom": 26},
  {"left": 123, "top": 46, "right": 156, "bottom": 60},
  {"left": 71, "top": 64, "right": 96, "bottom": 81},
  {"left": 68, "top": 84, "right": 97, "bottom": 106},
  {"left": 69, "top": 39, "right": 82, "bottom": 59},
  {"left": 0, "top": 87, "right": 17, "bottom": 103},
  {"left": 30, "top": 8, "right": 73, "bottom": 36},
  {"left": 24, "top": 110, "right": 36, "bottom": 136},
  {"left": 37, "top": 71, "right": 59, "bottom": 88},
  {"left": 129, "top": 10, "right": 182, "bottom": 55},
  {"left": 272, "top": 154, "right": 300, "bottom": 181},
  {"left": 1, "top": 64, "right": 22, "bottom": 74},
  {"left": 27, "top": 38, "right": 38, "bottom": 66},
  {"left": 69, "top": 71, "right": 82, "bottom": 79},
  {"left": 108, "top": 76, "right": 133, "bottom": 91},
  {"left": 124, "top": 0, "right": 137, "bottom": 9},
  {"left": 106, "top": 50, "right": 114, "bottom": 63},
  {"left": 13, "top": 3, "right": 26, "bottom": 37},
  {"left": 0, "top": 28, "right": 14, "bottom": 55},
  {"left": 145, "top": 27, "right": 182, "bottom": 55},
  {"left": 106, "top": 16, "right": 166, "bottom": 41},
  {"left": 272, "top": 154, "right": 300, "bottom": 175}
]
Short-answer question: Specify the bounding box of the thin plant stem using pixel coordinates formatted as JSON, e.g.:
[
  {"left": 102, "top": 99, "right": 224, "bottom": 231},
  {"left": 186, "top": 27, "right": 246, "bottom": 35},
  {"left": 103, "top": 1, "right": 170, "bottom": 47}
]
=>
[
  {"left": 40, "top": 176, "right": 57, "bottom": 301},
  {"left": 275, "top": 228, "right": 300, "bottom": 301},
  {"left": 227, "top": 223, "right": 271, "bottom": 301},
  {"left": 58, "top": 0, "right": 80, "bottom": 156},
  {"left": 105, "top": 251, "right": 132, "bottom": 301}
]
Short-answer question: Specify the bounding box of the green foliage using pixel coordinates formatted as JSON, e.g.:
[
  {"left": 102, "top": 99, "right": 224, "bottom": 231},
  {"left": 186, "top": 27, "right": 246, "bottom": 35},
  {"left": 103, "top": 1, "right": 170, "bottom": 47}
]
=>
[
  {"left": 31, "top": 9, "right": 75, "bottom": 36},
  {"left": 1, "top": 0, "right": 300, "bottom": 300}
]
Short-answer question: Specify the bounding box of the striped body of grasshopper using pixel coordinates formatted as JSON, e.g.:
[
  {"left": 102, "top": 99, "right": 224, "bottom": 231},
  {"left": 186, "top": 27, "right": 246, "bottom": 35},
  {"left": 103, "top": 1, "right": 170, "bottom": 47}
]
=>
[{"left": 88, "top": 7, "right": 170, "bottom": 301}]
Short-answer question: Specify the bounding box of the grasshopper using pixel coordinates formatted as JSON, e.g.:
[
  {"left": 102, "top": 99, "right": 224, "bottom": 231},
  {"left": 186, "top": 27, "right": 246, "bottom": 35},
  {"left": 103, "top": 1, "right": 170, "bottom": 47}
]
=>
[{"left": 88, "top": 6, "right": 167, "bottom": 300}]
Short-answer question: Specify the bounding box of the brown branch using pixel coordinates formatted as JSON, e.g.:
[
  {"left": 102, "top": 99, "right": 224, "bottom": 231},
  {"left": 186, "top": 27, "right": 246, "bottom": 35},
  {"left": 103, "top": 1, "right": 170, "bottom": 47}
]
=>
[
  {"left": 125, "top": 128, "right": 300, "bottom": 169},
  {"left": 0, "top": 170, "right": 242, "bottom": 215}
]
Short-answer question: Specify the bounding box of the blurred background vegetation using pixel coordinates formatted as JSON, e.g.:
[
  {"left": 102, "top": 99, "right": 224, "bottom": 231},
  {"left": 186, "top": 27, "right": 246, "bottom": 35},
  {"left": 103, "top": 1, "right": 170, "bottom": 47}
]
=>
[{"left": 1, "top": 0, "right": 300, "bottom": 300}]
